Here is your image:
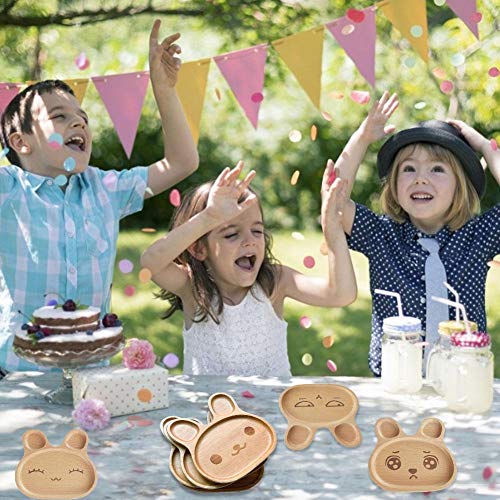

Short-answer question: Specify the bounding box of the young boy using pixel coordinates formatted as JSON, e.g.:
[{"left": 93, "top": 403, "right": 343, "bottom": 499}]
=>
[{"left": 0, "top": 20, "right": 199, "bottom": 373}]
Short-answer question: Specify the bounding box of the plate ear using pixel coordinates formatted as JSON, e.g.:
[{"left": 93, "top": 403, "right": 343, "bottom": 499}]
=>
[
  {"left": 331, "top": 422, "right": 362, "bottom": 448},
  {"left": 284, "top": 424, "right": 314, "bottom": 451},
  {"left": 374, "top": 418, "right": 403, "bottom": 443},
  {"left": 63, "top": 429, "right": 88, "bottom": 450},
  {"left": 167, "top": 419, "right": 201, "bottom": 446},
  {"left": 22, "top": 430, "right": 48, "bottom": 454},
  {"left": 208, "top": 393, "right": 238, "bottom": 419},
  {"left": 418, "top": 418, "right": 445, "bottom": 440}
]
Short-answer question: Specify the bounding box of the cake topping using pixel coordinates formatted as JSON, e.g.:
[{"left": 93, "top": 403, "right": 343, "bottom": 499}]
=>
[
  {"left": 102, "top": 313, "right": 121, "bottom": 328},
  {"left": 62, "top": 299, "right": 77, "bottom": 312}
]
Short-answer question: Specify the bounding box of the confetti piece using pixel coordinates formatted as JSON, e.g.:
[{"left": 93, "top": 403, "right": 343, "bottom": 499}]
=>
[
  {"left": 46, "top": 299, "right": 58, "bottom": 306},
  {"left": 488, "top": 67, "right": 499, "bottom": 78},
  {"left": 341, "top": 24, "right": 355, "bottom": 36},
  {"left": 303, "top": 256, "right": 315, "bottom": 269},
  {"left": 329, "top": 91, "right": 344, "bottom": 100},
  {"left": 440, "top": 80, "right": 454, "bottom": 94},
  {"left": 414, "top": 101, "right": 427, "bottom": 110},
  {"left": 310, "top": 125, "right": 317, "bottom": 141},
  {"left": 289, "top": 130, "right": 302, "bottom": 143},
  {"left": 290, "top": 170, "right": 300, "bottom": 185},
  {"left": 63, "top": 157, "right": 76, "bottom": 172},
  {"left": 251, "top": 92, "right": 264, "bottom": 103},
  {"left": 48, "top": 133, "right": 63, "bottom": 149},
  {"left": 75, "top": 52, "right": 90, "bottom": 70},
  {"left": 350, "top": 90, "right": 370, "bottom": 104},
  {"left": 450, "top": 53, "right": 465, "bottom": 67},
  {"left": 169, "top": 188, "right": 181, "bottom": 207},
  {"left": 404, "top": 56, "right": 416, "bottom": 68},
  {"left": 319, "top": 241, "right": 329, "bottom": 256},
  {"left": 410, "top": 25, "right": 423, "bottom": 38},
  {"left": 434, "top": 0, "right": 446, "bottom": 5},
  {"left": 54, "top": 174, "right": 68, "bottom": 186},
  {"left": 326, "top": 359, "right": 337, "bottom": 372},
  {"left": 214, "top": 88, "right": 222, "bottom": 101},
  {"left": 135, "top": 419, "right": 154, "bottom": 427},
  {"left": 128, "top": 415, "right": 144, "bottom": 421},
  {"left": 301, "top": 353, "right": 313, "bottom": 366},
  {"left": 471, "top": 12, "right": 482, "bottom": 23},
  {"left": 322, "top": 335, "right": 335, "bottom": 348},
  {"left": 145, "top": 187, "right": 154, "bottom": 196},
  {"left": 490, "top": 139, "right": 498, "bottom": 151},
  {"left": 346, "top": 8, "right": 365, "bottom": 23},
  {"left": 163, "top": 352, "right": 179, "bottom": 369},
  {"left": 124, "top": 285, "right": 136, "bottom": 297},
  {"left": 328, "top": 168, "right": 336, "bottom": 186},
  {"left": 138, "top": 267, "right": 152, "bottom": 283},
  {"left": 241, "top": 390, "right": 255, "bottom": 398},
  {"left": 0, "top": 147, "right": 9, "bottom": 160},
  {"left": 432, "top": 67, "right": 446, "bottom": 79},
  {"left": 321, "top": 111, "right": 332, "bottom": 121},
  {"left": 483, "top": 466, "right": 494, "bottom": 481},
  {"left": 137, "top": 388, "right": 152, "bottom": 403},
  {"left": 141, "top": 227, "right": 157, "bottom": 233},
  {"left": 118, "top": 259, "right": 134, "bottom": 274},
  {"left": 291, "top": 231, "right": 304, "bottom": 240},
  {"left": 299, "top": 316, "right": 312, "bottom": 329}
]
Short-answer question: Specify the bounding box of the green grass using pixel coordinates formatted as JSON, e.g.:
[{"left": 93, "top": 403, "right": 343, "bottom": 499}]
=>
[{"left": 112, "top": 229, "right": 500, "bottom": 377}]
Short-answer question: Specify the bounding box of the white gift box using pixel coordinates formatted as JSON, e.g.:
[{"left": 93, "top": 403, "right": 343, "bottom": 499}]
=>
[{"left": 72, "top": 364, "right": 168, "bottom": 416}]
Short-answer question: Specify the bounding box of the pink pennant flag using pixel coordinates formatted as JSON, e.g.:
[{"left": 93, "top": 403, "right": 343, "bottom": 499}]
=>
[
  {"left": 446, "top": 0, "right": 479, "bottom": 39},
  {"left": 0, "top": 83, "right": 21, "bottom": 116},
  {"left": 326, "top": 8, "right": 376, "bottom": 87},
  {"left": 92, "top": 72, "right": 149, "bottom": 158},
  {"left": 214, "top": 44, "right": 268, "bottom": 129}
]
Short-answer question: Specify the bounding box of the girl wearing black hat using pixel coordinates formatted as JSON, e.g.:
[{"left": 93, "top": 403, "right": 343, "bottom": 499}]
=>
[{"left": 322, "top": 91, "right": 500, "bottom": 377}]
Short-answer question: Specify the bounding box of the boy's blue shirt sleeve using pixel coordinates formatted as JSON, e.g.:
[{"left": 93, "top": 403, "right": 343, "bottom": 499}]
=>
[
  {"left": 346, "top": 202, "right": 383, "bottom": 261},
  {"left": 478, "top": 203, "right": 500, "bottom": 260},
  {"left": 0, "top": 167, "right": 16, "bottom": 208}
]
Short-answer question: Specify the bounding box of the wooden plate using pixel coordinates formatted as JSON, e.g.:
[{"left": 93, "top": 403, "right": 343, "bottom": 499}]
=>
[
  {"left": 15, "top": 429, "right": 97, "bottom": 499},
  {"left": 165, "top": 393, "right": 276, "bottom": 484},
  {"left": 279, "top": 383, "right": 362, "bottom": 450},
  {"left": 368, "top": 417, "right": 457, "bottom": 492}
]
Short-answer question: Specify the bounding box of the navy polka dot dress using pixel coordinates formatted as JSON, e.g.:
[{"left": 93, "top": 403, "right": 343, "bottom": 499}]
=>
[{"left": 347, "top": 203, "right": 500, "bottom": 376}]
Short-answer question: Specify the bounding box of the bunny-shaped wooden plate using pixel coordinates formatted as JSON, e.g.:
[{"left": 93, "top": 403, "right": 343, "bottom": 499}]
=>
[
  {"left": 368, "top": 418, "right": 457, "bottom": 492},
  {"left": 279, "top": 383, "right": 362, "bottom": 450}
]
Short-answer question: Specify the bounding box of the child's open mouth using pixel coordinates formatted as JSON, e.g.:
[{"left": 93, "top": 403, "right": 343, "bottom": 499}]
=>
[
  {"left": 235, "top": 254, "right": 256, "bottom": 271},
  {"left": 65, "top": 134, "right": 86, "bottom": 152},
  {"left": 410, "top": 192, "right": 433, "bottom": 203}
]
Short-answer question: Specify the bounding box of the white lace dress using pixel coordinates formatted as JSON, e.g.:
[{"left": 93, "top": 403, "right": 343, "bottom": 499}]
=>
[{"left": 182, "top": 285, "right": 291, "bottom": 376}]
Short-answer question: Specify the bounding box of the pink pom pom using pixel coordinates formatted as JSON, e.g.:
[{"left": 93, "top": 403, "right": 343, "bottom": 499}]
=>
[
  {"left": 72, "top": 399, "right": 110, "bottom": 431},
  {"left": 123, "top": 339, "right": 156, "bottom": 369}
]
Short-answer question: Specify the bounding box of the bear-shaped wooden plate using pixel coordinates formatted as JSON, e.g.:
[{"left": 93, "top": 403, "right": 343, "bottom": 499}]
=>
[
  {"left": 165, "top": 393, "right": 276, "bottom": 485},
  {"left": 15, "top": 429, "right": 97, "bottom": 499},
  {"left": 279, "top": 383, "right": 362, "bottom": 450},
  {"left": 368, "top": 417, "right": 457, "bottom": 492}
]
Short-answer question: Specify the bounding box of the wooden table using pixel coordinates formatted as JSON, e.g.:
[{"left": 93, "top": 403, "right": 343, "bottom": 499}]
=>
[{"left": 0, "top": 373, "right": 499, "bottom": 499}]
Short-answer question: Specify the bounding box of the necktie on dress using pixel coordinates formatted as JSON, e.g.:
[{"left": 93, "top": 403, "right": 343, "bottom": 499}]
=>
[{"left": 418, "top": 237, "right": 449, "bottom": 376}]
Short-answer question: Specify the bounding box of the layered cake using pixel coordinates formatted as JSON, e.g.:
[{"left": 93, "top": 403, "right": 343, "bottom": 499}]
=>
[{"left": 13, "top": 299, "right": 124, "bottom": 362}]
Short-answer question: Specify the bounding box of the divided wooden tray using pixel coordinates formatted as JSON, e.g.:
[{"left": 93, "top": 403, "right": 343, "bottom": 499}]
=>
[
  {"left": 279, "top": 383, "right": 362, "bottom": 450},
  {"left": 368, "top": 417, "right": 457, "bottom": 492}
]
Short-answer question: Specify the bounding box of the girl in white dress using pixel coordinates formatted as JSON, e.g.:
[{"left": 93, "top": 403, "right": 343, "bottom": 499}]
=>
[{"left": 141, "top": 162, "right": 357, "bottom": 376}]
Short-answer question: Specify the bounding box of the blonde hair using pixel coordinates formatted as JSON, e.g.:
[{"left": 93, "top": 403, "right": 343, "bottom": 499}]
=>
[{"left": 380, "top": 143, "right": 480, "bottom": 231}]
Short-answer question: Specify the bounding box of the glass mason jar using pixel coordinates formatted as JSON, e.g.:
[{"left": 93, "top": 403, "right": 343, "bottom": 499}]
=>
[
  {"left": 381, "top": 316, "right": 423, "bottom": 394},
  {"left": 444, "top": 331, "right": 493, "bottom": 413},
  {"left": 426, "top": 320, "right": 478, "bottom": 395}
]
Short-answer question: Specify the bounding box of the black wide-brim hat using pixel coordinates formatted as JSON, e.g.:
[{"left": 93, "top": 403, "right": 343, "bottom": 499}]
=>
[{"left": 377, "top": 120, "right": 485, "bottom": 197}]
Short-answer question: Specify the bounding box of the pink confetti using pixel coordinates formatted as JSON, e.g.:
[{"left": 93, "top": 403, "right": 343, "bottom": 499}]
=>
[
  {"left": 124, "top": 285, "right": 136, "bottom": 297},
  {"left": 321, "top": 111, "right": 332, "bottom": 121},
  {"left": 241, "top": 390, "right": 255, "bottom": 398},
  {"left": 483, "top": 466, "right": 494, "bottom": 480},
  {"left": 48, "top": 141, "right": 62, "bottom": 150},
  {"left": 440, "top": 80, "right": 454, "bottom": 94},
  {"left": 118, "top": 259, "right": 134, "bottom": 274},
  {"left": 350, "top": 90, "right": 370, "bottom": 104},
  {"left": 346, "top": 8, "right": 365, "bottom": 23},
  {"left": 328, "top": 169, "right": 336, "bottom": 186},
  {"left": 326, "top": 359, "right": 337, "bottom": 372},
  {"left": 251, "top": 92, "right": 264, "bottom": 103},
  {"left": 491, "top": 139, "right": 498, "bottom": 151},
  {"left": 135, "top": 419, "right": 154, "bottom": 427},
  {"left": 471, "top": 12, "right": 482, "bottom": 23},
  {"left": 303, "top": 256, "right": 316, "bottom": 269},
  {"left": 299, "top": 316, "right": 312, "bottom": 329},
  {"left": 75, "top": 52, "right": 90, "bottom": 71},
  {"left": 432, "top": 67, "right": 446, "bottom": 79},
  {"left": 128, "top": 415, "right": 144, "bottom": 421},
  {"left": 169, "top": 188, "right": 181, "bottom": 207},
  {"left": 488, "top": 67, "right": 499, "bottom": 78}
]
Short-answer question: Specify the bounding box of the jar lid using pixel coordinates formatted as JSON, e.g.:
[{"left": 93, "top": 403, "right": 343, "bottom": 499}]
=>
[
  {"left": 450, "top": 331, "right": 491, "bottom": 347},
  {"left": 383, "top": 316, "right": 422, "bottom": 333},
  {"left": 438, "top": 320, "right": 478, "bottom": 336}
]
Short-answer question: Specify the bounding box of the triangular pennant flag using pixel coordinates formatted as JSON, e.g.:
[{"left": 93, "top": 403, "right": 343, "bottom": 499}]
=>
[
  {"left": 64, "top": 78, "right": 89, "bottom": 105},
  {"left": 446, "top": 0, "right": 480, "bottom": 39},
  {"left": 92, "top": 71, "right": 149, "bottom": 159},
  {"left": 176, "top": 58, "right": 211, "bottom": 143},
  {"left": 0, "top": 83, "right": 21, "bottom": 115},
  {"left": 214, "top": 44, "right": 268, "bottom": 129},
  {"left": 379, "top": 0, "right": 429, "bottom": 62},
  {"left": 272, "top": 27, "right": 324, "bottom": 109},
  {"left": 326, "top": 8, "right": 377, "bottom": 87}
]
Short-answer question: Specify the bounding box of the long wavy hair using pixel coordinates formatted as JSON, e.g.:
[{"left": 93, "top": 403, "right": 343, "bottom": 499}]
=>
[{"left": 155, "top": 181, "right": 280, "bottom": 324}]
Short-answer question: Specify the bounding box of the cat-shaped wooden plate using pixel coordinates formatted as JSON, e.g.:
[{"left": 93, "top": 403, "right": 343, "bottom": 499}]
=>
[
  {"left": 369, "top": 418, "right": 457, "bottom": 492},
  {"left": 279, "top": 383, "right": 362, "bottom": 450},
  {"left": 165, "top": 393, "right": 276, "bottom": 485},
  {"left": 15, "top": 429, "right": 97, "bottom": 499}
]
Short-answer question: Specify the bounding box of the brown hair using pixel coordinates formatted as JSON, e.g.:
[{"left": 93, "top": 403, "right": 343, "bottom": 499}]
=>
[
  {"left": 380, "top": 143, "right": 480, "bottom": 231},
  {"left": 155, "top": 181, "right": 280, "bottom": 323}
]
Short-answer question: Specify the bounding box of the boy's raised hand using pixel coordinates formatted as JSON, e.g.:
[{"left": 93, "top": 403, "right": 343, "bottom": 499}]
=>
[
  {"left": 206, "top": 161, "right": 257, "bottom": 223},
  {"left": 358, "top": 91, "right": 399, "bottom": 144},
  {"left": 447, "top": 119, "right": 490, "bottom": 158},
  {"left": 149, "top": 19, "right": 182, "bottom": 88}
]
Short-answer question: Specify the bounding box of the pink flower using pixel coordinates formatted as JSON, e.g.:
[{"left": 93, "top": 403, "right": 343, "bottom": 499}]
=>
[
  {"left": 72, "top": 399, "right": 110, "bottom": 431},
  {"left": 122, "top": 339, "right": 156, "bottom": 369}
]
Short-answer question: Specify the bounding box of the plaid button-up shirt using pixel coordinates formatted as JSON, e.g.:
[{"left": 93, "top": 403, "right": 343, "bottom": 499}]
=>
[{"left": 0, "top": 164, "right": 148, "bottom": 371}]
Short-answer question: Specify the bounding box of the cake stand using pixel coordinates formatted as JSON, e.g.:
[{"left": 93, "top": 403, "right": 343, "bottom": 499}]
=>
[{"left": 13, "top": 341, "right": 124, "bottom": 405}]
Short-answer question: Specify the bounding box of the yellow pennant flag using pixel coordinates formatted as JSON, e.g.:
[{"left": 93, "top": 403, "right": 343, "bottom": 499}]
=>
[
  {"left": 378, "top": 0, "right": 429, "bottom": 62},
  {"left": 64, "top": 78, "right": 89, "bottom": 104},
  {"left": 272, "top": 26, "right": 324, "bottom": 109},
  {"left": 176, "top": 58, "right": 211, "bottom": 144}
]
